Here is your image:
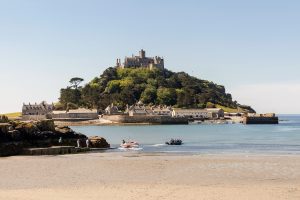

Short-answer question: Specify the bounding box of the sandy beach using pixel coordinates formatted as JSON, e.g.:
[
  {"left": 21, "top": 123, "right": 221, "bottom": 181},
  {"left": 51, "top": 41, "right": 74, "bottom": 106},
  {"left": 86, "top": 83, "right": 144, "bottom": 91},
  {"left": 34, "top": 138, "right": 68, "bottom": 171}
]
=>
[{"left": 0, "top": 152, "right": 300, "bottom": 200}]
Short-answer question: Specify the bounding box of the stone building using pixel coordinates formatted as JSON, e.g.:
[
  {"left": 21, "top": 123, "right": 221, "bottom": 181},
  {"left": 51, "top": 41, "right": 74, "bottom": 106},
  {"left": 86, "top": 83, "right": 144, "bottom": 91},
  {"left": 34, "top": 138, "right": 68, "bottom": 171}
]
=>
[
  {"left": 22, "top": 101, "right": 54, "bottom": 121},
  {"left": 22, "top": 102, "right": 54, "bottom": 116},
  {"left": 116, "top": 49, "right": 164, "bottom": 70},
  {"left": 172, "top": 108, "right": 224, "bottom": 119},
  {"left": 125, "top": 102, "right": 173, "bottom": 117},
  {"left": 206, "top": 108, "right": 225, "bottom": 118},
  {"left": 52, "top": 108, "right": 98, "bottom": 120},
  {"left": 105, "top": 103, "right": 120, "bottom": 115},
  {"left": 172, "top": 109, "right": 210, "bottom": 119},
  {"left": 127, "top": 104, "right": 153, "bottom": 116},
  {"left": 151, "top": 106, "right": 172, "bottom": 116}
]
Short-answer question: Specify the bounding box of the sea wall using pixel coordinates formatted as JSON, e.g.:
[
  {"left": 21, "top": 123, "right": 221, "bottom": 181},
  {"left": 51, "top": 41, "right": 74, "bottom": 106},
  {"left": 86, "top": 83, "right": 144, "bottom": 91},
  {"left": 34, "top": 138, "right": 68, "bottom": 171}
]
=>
[
  {"left": 52, "top": 113, "right": 99, "bottom": 121},
  {"left": 243, "top": 116, "right": 279, "bottom": 124},
  {"left": 22, "top": 113, "right": 99, "bottom": 122},
  {"left": 103, "top": 115, "right": 188, "bottom": 124}
]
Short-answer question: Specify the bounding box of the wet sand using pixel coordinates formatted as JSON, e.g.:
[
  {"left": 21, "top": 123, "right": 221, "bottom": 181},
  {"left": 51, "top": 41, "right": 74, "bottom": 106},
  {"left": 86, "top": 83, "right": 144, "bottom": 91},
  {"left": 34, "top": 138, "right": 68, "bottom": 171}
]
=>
[{"left": 0, "top": 152, "right": 300, "bottom": 200}]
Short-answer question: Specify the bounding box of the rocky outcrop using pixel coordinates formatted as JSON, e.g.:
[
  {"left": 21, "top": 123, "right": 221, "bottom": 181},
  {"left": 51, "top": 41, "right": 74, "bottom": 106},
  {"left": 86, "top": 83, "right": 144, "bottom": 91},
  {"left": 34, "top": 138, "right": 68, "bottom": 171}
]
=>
[
  {"left": 89, "top": 136, "right": 110, "bottom": 148},
  {"left": 0, "top": 120, "right": 86, "bottom": 156}
]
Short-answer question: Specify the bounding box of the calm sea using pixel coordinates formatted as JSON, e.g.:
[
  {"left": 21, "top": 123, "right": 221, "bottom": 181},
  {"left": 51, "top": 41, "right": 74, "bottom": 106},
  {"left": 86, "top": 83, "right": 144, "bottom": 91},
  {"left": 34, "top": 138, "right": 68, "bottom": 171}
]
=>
[{"left": 71, "top": 115, "right": 300, "bottom": 155}]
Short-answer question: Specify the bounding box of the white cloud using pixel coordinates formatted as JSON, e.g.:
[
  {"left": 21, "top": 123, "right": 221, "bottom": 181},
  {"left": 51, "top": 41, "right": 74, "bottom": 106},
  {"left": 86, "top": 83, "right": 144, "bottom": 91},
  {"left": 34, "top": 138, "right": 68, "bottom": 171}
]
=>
[{"left": 229, "top": 82, "right": 300, "bottom": 114}]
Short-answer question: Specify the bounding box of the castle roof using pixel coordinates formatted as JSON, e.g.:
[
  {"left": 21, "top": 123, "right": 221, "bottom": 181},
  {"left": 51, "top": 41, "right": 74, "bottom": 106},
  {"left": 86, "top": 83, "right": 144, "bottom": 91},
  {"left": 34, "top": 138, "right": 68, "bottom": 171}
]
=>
[{"left": 22, "top": 102, "right": 54, "bottom": 111}]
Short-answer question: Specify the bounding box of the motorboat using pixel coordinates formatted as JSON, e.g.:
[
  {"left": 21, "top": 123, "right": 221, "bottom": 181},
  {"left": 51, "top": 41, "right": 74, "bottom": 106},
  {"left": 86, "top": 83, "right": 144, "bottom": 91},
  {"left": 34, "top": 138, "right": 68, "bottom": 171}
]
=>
[
  {"left": 165, "top": 139, "right": 183, "bottom": 145},
  {"left": 120, "top": 141, "right": 139, "bottom": 149}
]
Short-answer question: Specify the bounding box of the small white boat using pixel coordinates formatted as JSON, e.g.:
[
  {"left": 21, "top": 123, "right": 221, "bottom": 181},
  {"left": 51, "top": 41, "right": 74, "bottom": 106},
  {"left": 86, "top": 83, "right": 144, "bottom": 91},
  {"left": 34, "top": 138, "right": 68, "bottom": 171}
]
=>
[{"left": 120, "top": 141, "right": 139, "bottom": 149}]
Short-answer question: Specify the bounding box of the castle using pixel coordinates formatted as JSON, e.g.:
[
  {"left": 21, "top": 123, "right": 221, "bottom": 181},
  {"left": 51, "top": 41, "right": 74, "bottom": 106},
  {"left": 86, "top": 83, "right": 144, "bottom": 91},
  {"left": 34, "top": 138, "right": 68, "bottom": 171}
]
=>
[{"left": 116, "top": 49, "right": 164, "bottom": 70}]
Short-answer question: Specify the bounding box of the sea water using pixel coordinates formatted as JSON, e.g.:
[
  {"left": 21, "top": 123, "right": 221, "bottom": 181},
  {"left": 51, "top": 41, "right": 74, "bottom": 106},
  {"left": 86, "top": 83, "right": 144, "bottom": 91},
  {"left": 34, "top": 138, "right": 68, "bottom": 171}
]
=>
[{"left": 71, "top": 115, "right": 300, "bottom": 155}]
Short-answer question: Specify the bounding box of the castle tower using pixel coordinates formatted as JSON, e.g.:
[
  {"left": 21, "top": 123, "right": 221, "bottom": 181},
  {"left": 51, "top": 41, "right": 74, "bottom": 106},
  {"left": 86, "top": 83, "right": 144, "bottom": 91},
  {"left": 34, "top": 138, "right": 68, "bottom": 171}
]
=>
[
  {"left": 139, "top": 49, "right": 145, "bottom": 58},
  {"left": 116, "top": 58, "right": 121, "bottom": 68}
]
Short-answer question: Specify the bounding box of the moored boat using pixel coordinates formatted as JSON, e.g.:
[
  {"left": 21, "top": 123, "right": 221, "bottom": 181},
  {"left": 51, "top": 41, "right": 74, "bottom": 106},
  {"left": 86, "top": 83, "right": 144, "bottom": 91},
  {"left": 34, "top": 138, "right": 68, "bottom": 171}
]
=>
[{"left": 165, "top": 139, "right": 183, "bottom": 145}]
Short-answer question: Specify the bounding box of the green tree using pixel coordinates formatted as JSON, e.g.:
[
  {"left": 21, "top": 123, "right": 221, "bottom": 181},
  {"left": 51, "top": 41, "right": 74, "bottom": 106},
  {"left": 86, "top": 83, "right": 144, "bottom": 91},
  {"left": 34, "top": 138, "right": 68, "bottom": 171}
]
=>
[
  {"left": 106, "top": 80, "right": 121, "bottom": 93},
  {"left": 0, "top": 115, "right": 9, "bottom": 123},
  {"left": 157, "top": 87, "right": 177, "bottom": 105},
  {"left": 59, "top": 87, "right": 82, "bottom": 107},
  {"left": 69, "top": 77, "right": 84, "bottom": 89},
  {"left": 58, "top": 67, "right": 241, "bottom": 111},
  {"left": 81, "top": 84, "right": 101, "bottom": 109},
  {"left": 140, "top": 86, "right": 157, "bottom": 104}
]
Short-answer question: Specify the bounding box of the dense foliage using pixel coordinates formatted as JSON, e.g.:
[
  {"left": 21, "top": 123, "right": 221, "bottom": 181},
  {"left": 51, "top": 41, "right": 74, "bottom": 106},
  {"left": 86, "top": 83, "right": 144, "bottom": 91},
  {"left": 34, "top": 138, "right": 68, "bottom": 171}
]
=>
[{"left": 58, "top": 67, "right": 238, "bottom": 110}]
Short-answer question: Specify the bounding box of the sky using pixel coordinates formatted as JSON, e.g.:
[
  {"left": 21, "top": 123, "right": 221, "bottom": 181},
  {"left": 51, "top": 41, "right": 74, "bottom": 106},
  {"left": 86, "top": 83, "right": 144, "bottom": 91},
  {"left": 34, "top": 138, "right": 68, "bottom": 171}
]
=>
[{"left": 0, "top": 0, "right": 299, "bottom": 114}]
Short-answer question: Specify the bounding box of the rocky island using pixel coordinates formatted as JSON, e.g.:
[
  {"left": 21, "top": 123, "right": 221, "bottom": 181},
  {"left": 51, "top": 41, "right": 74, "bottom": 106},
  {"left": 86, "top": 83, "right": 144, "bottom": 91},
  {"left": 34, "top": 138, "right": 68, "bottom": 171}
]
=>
[{"left": 17, "top": 49, "right": 276, "bottom": 125}]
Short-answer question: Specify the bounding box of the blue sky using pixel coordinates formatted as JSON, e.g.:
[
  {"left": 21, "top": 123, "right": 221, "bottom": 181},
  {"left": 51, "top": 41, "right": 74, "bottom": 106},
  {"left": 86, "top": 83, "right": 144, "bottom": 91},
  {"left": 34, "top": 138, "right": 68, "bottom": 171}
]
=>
[{"left": 0, "top": 0, "right": 299, "bottom": 114}]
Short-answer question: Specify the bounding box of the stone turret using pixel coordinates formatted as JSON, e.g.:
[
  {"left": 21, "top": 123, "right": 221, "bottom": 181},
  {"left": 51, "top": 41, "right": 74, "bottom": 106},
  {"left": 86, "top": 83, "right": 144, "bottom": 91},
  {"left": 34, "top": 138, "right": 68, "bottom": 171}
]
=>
[
  {"left": 139, "top": 49, "right": 146, "bottom": 58},
  {"left": 116, "top": 58, "right": 121, "bottom": 67}
]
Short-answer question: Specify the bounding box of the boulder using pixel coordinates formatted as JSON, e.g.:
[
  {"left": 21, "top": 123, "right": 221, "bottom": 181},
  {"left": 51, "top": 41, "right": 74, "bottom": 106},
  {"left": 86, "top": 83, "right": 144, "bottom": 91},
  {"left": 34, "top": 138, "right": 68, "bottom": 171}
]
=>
[
  {"left": 0, "top": 123, "right": 10, "bottom": 134},
  {"left": 15, "top": 122, "right": 39, "bottom": 136},
  {"left": 55, "top": 126, "right": 72, "bottom": 134},
  {"left": 37, "top": 131, "right": 59, "bottom": 139},
  {"left": 8, "top": 130, "right": 23, "bottom": 141},
  {"left": 0, "top": 123, "right": 11, "bottom": 142},
  {"left": 36, "top": 120, "right": 55, "bottom": 132},
  {"left": 0, "top": 143, "right": 23, "bottom": 156},
  {"left": 89, "top": 136, "right": 110, "bottom": 148}
]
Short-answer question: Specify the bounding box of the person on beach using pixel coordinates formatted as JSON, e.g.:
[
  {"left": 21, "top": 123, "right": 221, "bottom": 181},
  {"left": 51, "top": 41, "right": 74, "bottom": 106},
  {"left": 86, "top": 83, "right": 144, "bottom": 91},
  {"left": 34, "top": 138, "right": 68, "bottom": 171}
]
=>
[
  {"left": 86, "top": 139, "right": 90, "bottom": 148},
  {"left": 122, "top": 139, "right": 126, "bottom": 144},
  {"left": 58, "top": 137, "right": 62, "bottom": 144},
  {"left": 77, "top": 139, "right": 81, "bottom": 148}
]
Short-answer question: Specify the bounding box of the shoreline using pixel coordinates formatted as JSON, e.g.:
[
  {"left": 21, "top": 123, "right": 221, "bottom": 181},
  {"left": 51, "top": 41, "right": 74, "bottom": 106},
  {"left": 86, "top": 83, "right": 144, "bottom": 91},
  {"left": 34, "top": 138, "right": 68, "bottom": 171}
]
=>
[
  {"left": 1, "top": 153, "right": 300, "bottom": 200},
  {"left": 54, "top": 120, "right": 155, "bottom": 126},
  {"left": 54, "top": 118, "right": 241, "bottom": 126}
]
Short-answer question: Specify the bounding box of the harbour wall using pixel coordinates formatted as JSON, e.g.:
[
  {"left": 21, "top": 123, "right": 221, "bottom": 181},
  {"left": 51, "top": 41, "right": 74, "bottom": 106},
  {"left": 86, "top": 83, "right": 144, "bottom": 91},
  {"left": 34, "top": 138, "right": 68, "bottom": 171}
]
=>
[
  {"left": 22, "top": 113, "right": 98, "bottom": 122},
  {"left": 52, "top": 113, "right": 98, "bottom": 120},
  {"left": 103, "top": 115, "right": 188, "bottom": 124},
  {"left": 243, "top": 116, "right": 279, "bottom": 124}
]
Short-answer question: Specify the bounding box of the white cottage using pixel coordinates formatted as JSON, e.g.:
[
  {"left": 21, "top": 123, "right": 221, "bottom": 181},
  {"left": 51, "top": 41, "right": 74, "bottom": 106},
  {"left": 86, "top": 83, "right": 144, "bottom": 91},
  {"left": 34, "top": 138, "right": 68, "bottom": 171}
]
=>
[
  {"left": 172, "top": 108, "right": 224, "bottom": 119},
  {"left": 151, "top": 106, "right": 172, "bottom": 116},
  {"left": 172, "top": 109, "right": 210, "bottom": 119}
]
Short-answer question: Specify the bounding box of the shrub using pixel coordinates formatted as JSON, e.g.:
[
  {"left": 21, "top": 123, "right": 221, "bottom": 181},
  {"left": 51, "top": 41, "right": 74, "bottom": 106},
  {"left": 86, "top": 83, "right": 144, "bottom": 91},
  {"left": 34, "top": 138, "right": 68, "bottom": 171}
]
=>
[{"left": 0, "top": 115, "right": 9, "bottom": 123}]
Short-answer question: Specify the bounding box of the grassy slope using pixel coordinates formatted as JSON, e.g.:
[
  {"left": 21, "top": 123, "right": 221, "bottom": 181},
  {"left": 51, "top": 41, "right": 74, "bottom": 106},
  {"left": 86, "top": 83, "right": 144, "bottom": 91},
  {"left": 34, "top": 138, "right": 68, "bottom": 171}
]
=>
[
  {"left": 215, "top": 105, "right": 238, "bottom": 113},
  {"left": 1, "top": 112, "right": 22, "bottom": 119}
]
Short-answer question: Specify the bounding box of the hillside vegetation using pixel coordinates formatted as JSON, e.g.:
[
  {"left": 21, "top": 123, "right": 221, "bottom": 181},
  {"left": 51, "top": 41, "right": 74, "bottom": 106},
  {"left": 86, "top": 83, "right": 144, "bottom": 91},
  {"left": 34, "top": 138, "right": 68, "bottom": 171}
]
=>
[{"left": 58, "top": 67, "right": 246, "bottom": 111}]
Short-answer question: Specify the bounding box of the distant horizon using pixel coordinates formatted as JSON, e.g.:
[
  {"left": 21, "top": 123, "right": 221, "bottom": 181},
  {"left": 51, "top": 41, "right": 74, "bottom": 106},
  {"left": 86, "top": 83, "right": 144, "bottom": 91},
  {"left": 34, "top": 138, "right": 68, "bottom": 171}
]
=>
[{"left": 1, "top": 0, "right": 300, "bottom": 114}]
